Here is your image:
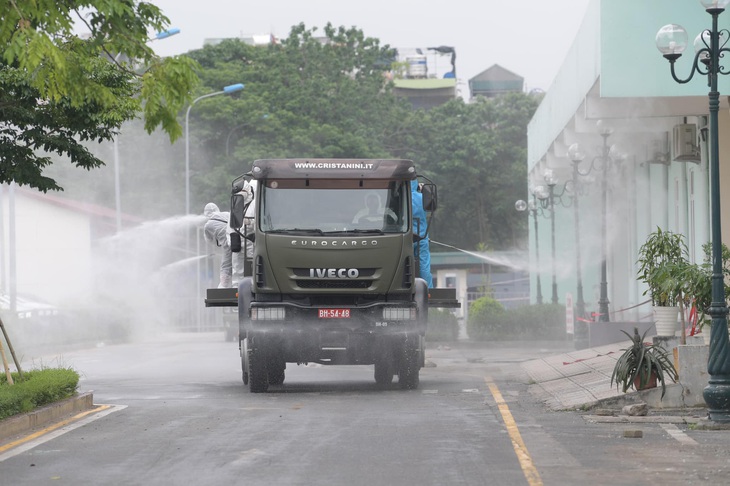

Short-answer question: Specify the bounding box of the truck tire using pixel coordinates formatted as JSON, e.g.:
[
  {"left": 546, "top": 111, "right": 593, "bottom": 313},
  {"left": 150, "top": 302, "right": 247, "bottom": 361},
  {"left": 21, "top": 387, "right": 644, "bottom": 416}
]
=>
[
  {"left": 415, "top": 278, "right": 429, "bottom": 336},
  {"left": 374, "top": 357, "right": 394, "bottom": 386},
  {"left": 268, "top": 357, "right": 286, "bottom": 386},
  {"left": 248, "top": 339, "right": 269, "bottom": 393},
  {"left": 241, "top": 337, "right": 249, "bottom": 385},
  {"left": 398, "top": 336, "right": 420, "bottom": 390},
  {"left": 238, "top": 278, "right": 254, "bottom": 338},
  {"left": 374, "top": 344, "right": 394, "bottom": 386}
]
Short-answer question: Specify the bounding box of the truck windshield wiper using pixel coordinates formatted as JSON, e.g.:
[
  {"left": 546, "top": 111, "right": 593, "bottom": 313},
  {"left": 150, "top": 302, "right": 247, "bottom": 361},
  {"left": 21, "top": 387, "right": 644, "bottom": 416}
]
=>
[
  {"left": 269, "top": 228, "right": 325, "bottom": 235},
  {"left": 324, "top": 229, "right": 385, "bottom": 235}
]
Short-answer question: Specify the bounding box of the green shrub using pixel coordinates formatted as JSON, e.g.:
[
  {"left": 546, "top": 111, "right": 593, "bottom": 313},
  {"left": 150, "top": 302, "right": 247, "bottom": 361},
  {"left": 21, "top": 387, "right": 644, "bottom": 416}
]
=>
[
  {"left": 467, "top": 300, "right": 567, "bottom": 341},
  {"left": 426, "top": 308, "right": 459, "bottom": 342},
  {"left": 467, "top": 295, "right": 506, "bottom": 340},
  {"left": 501, "top": 303, "right": 567, "bottom": 340},
  {"left": 0, "top": 368, "right": 80, "bottom": 420}
]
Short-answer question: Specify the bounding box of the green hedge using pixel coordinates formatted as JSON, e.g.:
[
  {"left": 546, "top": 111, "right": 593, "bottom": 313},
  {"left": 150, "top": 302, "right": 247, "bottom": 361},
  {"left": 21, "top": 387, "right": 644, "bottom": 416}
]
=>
[
  {"left": 426, "top": 308, "right": 459, "bottom": 342},
  {"left": 0, "top": 368, "right": 80, "bottom": 420},
  {"left": 467, "top": 297, "right": 567, "bottom": 341}
]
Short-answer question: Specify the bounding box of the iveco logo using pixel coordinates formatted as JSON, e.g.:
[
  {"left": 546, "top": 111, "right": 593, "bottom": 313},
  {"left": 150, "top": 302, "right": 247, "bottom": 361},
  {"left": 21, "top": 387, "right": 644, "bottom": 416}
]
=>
[
  {"left": 291, "top": 239, "right": 378, "bottom": 247},
  {"left": 309, "top": 268, "right": 360, "bottom": 278}
]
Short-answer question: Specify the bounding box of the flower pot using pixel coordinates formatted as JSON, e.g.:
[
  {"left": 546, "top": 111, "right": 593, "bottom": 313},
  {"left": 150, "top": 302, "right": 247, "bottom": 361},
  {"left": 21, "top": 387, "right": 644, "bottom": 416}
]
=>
[
  {"left": 653, "top": 306, "right": 679, "bottom": 336},
  {"left": 633, "top": 371, "right": 658, "bottom": 391}
]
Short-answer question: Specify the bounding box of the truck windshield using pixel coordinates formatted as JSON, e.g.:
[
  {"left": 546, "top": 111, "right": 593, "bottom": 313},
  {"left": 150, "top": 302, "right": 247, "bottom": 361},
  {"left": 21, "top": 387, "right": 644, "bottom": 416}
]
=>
[{"left": 259, "top": 181, "right": 409, "bottom": 234}]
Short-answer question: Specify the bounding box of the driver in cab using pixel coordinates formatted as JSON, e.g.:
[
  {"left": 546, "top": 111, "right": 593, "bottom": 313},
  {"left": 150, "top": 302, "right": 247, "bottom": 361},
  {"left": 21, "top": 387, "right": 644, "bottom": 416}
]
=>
[{"left": 352, "top": 193, "right": 396, "bottom": 224}]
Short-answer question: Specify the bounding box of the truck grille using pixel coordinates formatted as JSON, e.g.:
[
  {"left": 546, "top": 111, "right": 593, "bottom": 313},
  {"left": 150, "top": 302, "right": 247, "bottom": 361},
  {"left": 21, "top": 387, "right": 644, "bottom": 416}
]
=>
[{"left": 296, "top": 280, "right": 372, "bottom": 289}]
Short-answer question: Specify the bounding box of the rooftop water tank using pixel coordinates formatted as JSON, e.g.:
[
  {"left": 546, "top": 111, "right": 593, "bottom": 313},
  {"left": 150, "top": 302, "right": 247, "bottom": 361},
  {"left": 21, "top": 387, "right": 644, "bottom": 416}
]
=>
[{"left": 405, "top": 55, "right": 427, "bottom": 79}]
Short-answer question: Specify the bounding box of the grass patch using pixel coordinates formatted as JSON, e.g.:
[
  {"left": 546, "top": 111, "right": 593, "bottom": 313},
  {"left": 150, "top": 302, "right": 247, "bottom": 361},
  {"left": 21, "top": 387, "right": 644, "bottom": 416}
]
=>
[{"left": 0, "top": 368, "right": 80, "bottom": 421}]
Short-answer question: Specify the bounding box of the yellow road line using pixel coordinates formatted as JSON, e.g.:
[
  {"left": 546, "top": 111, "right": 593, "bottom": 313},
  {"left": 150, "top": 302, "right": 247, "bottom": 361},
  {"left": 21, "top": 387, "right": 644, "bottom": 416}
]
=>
[
  {"left": 0, "top": 405, "right": 111, "bottom": 454},
  {"left": 485, "top": 378, "right": 543, "bottom": 486}
]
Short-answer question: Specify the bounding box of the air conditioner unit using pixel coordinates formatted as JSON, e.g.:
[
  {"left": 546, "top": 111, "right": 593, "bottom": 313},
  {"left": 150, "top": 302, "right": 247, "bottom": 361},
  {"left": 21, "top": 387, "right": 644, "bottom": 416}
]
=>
[{"left": 673, "top": 124, "right": 701, "bottom": 163}]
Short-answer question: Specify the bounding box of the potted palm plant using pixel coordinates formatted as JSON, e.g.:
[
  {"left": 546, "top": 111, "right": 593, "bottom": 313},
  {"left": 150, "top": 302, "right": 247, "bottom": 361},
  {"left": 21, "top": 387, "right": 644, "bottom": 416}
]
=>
[
  {"left": 637, "top": 228, "right": 689, "bottom": 336},
  {"left": 610, "top": 327, "right": 678, "bottom": 398}
]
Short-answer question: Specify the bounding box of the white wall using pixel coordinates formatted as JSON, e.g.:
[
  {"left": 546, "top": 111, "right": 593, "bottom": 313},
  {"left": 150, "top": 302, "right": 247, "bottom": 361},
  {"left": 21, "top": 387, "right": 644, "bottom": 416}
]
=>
[{"left": 1, "top": 188, "right": 92, "bottom": 305}]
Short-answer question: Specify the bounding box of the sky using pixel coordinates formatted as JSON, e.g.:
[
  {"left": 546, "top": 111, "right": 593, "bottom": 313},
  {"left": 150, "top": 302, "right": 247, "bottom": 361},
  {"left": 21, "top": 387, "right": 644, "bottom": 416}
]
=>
[{"left": 147, "top": 0, "right": 593, "bottom": 94}]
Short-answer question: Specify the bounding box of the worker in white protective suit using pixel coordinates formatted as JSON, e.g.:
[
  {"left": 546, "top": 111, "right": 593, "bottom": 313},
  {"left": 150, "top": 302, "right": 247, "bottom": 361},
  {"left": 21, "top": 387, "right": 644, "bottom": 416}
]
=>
[
  {"left": 229, "top": 179, "right": 256, "bottom": 259},
  {"left": 203, "top": 203, "right": 244, "bottom": 288}
]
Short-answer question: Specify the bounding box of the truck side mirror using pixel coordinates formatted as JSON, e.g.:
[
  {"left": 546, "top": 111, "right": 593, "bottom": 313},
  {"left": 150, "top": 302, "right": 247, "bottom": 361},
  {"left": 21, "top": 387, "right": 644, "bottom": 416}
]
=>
[
  {"left": 230, "top": 193, "right": 246, "bottom": 230},
  {"left": 421, "top": 183, "right": 437, "bottom": 212},
  {"left": 230, "top": 232, "right": 242, "bottom": 253}
]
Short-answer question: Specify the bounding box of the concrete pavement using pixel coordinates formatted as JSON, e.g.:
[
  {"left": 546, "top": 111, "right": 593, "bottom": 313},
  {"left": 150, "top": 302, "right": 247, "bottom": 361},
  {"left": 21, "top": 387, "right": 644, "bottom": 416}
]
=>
[
  {"left": 427, "top": 335, "right": 709, "bottom": 414},
  {"left": 519, "top": 336, "right": 714, "bottom": 414}
]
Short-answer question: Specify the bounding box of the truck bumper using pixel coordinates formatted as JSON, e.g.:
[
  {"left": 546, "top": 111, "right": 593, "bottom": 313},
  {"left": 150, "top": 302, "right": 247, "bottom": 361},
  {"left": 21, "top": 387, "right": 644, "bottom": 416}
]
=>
[{"left": 244, "top": 303, "right": 421, "bottom": 365}]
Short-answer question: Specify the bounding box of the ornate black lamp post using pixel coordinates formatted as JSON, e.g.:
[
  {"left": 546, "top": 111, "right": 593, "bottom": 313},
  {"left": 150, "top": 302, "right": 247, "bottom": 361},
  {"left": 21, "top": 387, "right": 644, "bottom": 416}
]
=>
[
  {"left": 568, "top": 120, "right": 619, "bottom": 322},
  {"left": 597, "top": 121, "right": 613, "bottom": 323},
  {"left": 566, "top": 122, "right": 620, "bottom": 324},
  {"left": 542, "top": 171, "right": 560, "bottom": 304},
  {"left": 656, "top": 0, "right": 730, "bottom": 423},
  {"left": 566, "top": 144, "right": 589, "bottom": 348},
  {"left": 516, "top": 191, "right": 545, "bottom": 305}
]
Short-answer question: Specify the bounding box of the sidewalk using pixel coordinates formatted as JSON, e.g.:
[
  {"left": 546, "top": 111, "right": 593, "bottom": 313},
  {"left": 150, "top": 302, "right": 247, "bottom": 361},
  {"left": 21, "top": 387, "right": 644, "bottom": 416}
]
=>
[
  {"left": 520, "top": 340, "right": 694, "bottom": 411},
  {"left": 521, "top": 341, "right": 629, "bottom": 410}
]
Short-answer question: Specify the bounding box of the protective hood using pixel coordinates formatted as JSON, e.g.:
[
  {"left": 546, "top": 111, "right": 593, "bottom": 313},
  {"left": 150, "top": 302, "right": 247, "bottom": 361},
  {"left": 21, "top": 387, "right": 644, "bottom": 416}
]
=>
[{"left": 204, "top": 203, "right": 220, "bottom": 218}]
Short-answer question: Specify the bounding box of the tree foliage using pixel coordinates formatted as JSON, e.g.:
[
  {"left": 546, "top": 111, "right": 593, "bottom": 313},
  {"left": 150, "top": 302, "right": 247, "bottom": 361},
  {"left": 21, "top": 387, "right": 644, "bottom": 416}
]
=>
[
  {"left": 44, "top": 21, "right": 539, "bottom": 251},
  {"left": 389, "top": 93, "right": 539, "bottom": 250},
  {"left": 0, "top": 0, "right": 200, "bottom": 191},
  {"left": 183, "top": 23, "right": 411, "bottom": 207}
]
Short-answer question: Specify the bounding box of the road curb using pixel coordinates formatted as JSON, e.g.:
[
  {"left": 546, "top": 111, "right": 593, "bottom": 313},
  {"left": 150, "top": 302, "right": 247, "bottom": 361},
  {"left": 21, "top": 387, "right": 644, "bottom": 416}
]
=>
[{"left": 0, "top": 391, "right": 94, "bottom": 442}]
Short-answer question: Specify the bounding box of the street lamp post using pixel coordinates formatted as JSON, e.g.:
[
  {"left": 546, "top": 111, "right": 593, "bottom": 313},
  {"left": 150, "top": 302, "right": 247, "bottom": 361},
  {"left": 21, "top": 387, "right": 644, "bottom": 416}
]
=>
[
  {"left": 516, "top": 192, "right": 545, "bottom": 305},
  {"left": 566, "top": 122, "right": 619, "bottom": 326},
  {"left": 184, "top": 83, "right": 245, "bottom": 217},
  {"left": 597, "top": 122, "right": 613, "bottom": 322},
  {"left": 543, "top": 171, "right": 560, "bottom": 304},
  {"left": 567, "top": 144, "right": 589, "bottom": 349},
  {"left": 112, "top": 28, "right": 180, "bottom": 233},
  {"left": 656, "top": 0, "right": 730, "bottom": 423}
]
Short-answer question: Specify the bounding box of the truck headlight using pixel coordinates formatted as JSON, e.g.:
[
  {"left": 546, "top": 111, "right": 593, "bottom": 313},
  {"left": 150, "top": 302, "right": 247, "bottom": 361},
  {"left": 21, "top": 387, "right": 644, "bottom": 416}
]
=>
[
  {"left": 382, "top": 307, "right": 415, "bottom": 320},
  {"left": 251, "top": 307, "right": 286, "bottom": 320}
]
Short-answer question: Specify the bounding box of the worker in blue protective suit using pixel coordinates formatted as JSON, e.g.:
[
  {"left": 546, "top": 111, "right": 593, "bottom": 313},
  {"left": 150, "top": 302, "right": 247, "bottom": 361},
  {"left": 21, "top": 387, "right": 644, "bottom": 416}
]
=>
[{"left": 411, "top": 180, "right": 433, "bottom": 288}]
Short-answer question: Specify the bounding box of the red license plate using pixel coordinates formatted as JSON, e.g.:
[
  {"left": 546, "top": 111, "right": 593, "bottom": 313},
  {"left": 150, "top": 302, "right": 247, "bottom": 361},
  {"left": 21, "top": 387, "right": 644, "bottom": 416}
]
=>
[{"left": 318, "top": 308, "right": 351, "bottom": 319}]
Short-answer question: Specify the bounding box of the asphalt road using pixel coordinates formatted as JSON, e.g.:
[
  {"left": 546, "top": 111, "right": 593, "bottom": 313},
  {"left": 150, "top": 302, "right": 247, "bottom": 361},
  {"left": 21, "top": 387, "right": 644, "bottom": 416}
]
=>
[{"left": 2, "top": 333, "right": 730, "bottom": 485}]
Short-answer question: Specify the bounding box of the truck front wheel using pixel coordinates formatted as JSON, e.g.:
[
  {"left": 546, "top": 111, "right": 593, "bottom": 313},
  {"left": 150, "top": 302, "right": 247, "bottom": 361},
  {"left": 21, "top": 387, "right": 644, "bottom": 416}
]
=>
[
  {"left": 241, "top": 338, "right": 249, "bottom": 385},
  {"left": 247, "top": 339, "right": 269, "bottom": 393},
  {"left": 398, "top": 336, "right": 421, "bottom": 390}
]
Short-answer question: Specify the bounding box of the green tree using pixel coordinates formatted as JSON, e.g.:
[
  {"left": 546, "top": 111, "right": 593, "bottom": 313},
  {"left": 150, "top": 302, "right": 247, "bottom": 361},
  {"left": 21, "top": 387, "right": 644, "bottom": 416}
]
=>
[
  {"left": 183, "top": 24, "right": 412, "bottom": 208},
  {"left": 391, "top": 93, "right": 540, "bottom": 250},
  {"left": 0, "top": 0, "right": 199, "bottom": 191}
]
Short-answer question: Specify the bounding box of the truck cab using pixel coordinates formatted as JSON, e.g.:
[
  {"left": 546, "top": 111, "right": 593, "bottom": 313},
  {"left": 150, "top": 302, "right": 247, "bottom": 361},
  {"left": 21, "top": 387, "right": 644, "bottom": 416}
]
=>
[{"left": 206, "top": 158, "right": 456, "bottom": 392}]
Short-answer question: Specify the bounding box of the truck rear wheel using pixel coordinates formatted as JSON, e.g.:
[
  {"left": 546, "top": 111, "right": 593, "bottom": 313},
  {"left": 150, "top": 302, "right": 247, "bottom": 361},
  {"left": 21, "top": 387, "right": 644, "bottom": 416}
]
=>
[
  {"left": 268, "top": 357, "right": 286, "bottom": 386},
  {"left": 374, "top": 356, "right": 394, "bottom": 386},
  {"left": 398, "top": 336, "right": 420, "bottom": 390},
  {"left": 248, "top": 340, "right": 269, "bottom": 393}
]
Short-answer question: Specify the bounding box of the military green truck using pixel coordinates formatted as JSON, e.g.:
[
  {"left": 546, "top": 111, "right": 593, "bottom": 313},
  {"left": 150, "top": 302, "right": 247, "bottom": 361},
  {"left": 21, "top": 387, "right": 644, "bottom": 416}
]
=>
[{"left": 205, "top": 159, "right": 458, "bottom": 392}]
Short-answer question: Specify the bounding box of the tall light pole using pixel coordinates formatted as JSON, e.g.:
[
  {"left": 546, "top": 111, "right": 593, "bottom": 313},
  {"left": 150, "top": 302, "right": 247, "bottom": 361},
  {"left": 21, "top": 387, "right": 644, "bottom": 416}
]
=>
[
  {"left": 567, "top": 144, "right": 589, "bottom": 349},
  {"left": 566, "top": 121, "right": 620, "bottom": 326},
  {"left": 597, "top": 121, "right": 613, "bottom": 322},
  {"left": 656, "top": 0, "right": 730, "bottom": 423},
  {"left": 543, "top": 171, "right": 560, "bottom": 304},
  {"left": 113, "top": 28, "right": 180, "bottom": 233},
  {"left": 516, "top": 191, "right": 545, "bottom": 305},
  {"left": 184, "top": 83, "right": 245, "bottom": 218}
]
